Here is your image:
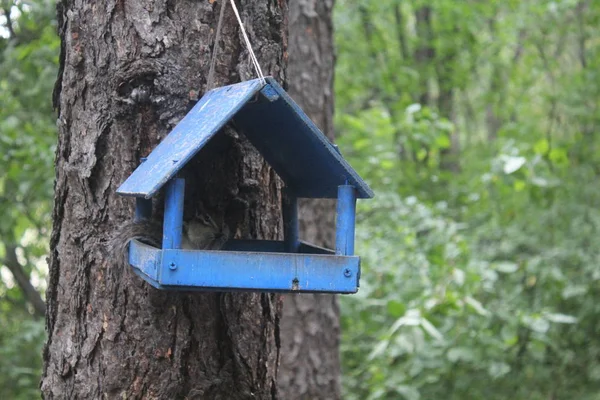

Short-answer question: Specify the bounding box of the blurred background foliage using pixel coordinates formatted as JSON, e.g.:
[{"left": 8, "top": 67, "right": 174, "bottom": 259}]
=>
[
  {"left": 2, "top": 0, "right": 600, "bottom": 399},
  {"left": 336, "top": 0, "right": 600, "bottom": 399},
  {"left": 0, "top": 0, "right": 57, "bottom": 398}
]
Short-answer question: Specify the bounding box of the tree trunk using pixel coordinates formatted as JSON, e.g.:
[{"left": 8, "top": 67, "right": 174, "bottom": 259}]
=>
[
  {"left": 42, "top": 0, "right": 287, "bottom": 398},
  {"left": 278, "top": 1, "right": 341, "bottom": 399},
  {"left": 414, "top": 6, "right": 433, "bottom": 106}
]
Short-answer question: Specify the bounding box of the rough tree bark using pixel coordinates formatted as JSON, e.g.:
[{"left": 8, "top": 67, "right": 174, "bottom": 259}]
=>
[
  {"left": 278, "top": 1, "right": 341, "bottom": 399},
  {"left": 42, "top": 0, "right": 287, "bottom": 398}
]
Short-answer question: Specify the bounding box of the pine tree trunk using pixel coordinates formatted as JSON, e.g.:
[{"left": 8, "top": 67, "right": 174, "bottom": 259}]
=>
[
  {"left": 42, "top": 0, "right": 287, "bottom": 398},
  {"left": 278, "top": 1, "right": 341, "bottom": 398}
]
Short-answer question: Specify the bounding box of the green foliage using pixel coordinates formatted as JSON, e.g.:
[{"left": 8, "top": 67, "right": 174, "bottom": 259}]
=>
[
  {"left": 0, "top": 302, "right": 45, "bottom": 399},
  {"left": 0, "top": 1, "right": 57, "bottom": 240},
  {"left": 336, "top": 0, "right": 600, "bottom": 399},
  {"left": 0, "top": 1, "right": 58, "bottom": 398}
]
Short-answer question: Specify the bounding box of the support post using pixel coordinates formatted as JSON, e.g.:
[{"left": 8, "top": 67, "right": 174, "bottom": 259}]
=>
[
  {"left": 163, "top": 178, "right": 185, "bottom": 249},
  {"left": 336, "top": 185, "right": 356, "bottom": 255},
  {"left": 282, "top": 188, "right": 299, "bottom": 253}
]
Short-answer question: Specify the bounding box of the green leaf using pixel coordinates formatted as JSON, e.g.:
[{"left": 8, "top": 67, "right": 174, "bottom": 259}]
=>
[
  {"left": 447, "top": 347, "right": 475, "bottom": 363},
  {"left": 435, "top": 134, "right": 451, "bottom": 149},
  {"left": 544, "top": 313, "right": 577, "bottom": 324},
  {"left": 495, "top": 262, "right": 519, "bottom": 273},
  {"left": 464, "top": 296, "right": 490, "bottom": 316},
  {"left": 522, "top": 316, "right": 550, "bottom": 333},
  {"left": 394, "top": 385, "right": 420, "bottom": 400},
  {"left": 533, "top": 138, "right": 550, "bottom": 155},
  {"left": 549, "top": 147, "right": 569, "bottom": 166},
  {"left": 387, "top": 300, "right": 406, "bottom": 318},
  {"left": 502, "top": 156, "right": 526, "bottom": 174},
  {"left": 488, "top": 362, "right": 511, "bottom": 379},
  {"left": 420, "top": 317, "right": 444, "bottom": 341}
]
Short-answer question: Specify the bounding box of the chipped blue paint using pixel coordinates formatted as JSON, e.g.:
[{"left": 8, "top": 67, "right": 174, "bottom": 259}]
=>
[
  {"left": 117, "top": 79, "right": 265, "bottom": 199},
  {"left": 128, "top": 240, "right": 161, "bottom": 283},
  {"left": 259, "top": 84, "right": 280, "bottom": 102},
  {"left": 116, "top": 77, "right": 373, "bottom": 199}
]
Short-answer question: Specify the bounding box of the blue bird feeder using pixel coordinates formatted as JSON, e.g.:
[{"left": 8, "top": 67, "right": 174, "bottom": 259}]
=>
[{"left": 117, "top": 77, "right": 373, "bottom": 293}]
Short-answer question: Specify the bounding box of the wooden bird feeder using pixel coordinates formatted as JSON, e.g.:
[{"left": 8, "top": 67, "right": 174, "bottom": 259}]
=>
[{"left": 116, "top": 77, "right": 373, "bottom": 293}]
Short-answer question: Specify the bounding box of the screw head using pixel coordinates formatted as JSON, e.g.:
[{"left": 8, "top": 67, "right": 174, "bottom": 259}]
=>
[
  {"left": 344, "top": 268, "right": 352, "bottom": 277},
  {"left": 169, "top": 262, "right": 177, "bottom": 270}
]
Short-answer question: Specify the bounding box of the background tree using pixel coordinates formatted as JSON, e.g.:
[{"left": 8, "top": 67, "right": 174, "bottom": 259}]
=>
[
  {"left": 42, "top": 0, "right": 287, "bottom": 397},
  {"left": 279, "top": 0, "right": 341, "bottom": 399}
]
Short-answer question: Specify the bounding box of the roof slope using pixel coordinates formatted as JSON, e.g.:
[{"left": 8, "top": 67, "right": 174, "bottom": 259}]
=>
[{"left": 117, "top": 77, "right": 373, "bottom": 199}]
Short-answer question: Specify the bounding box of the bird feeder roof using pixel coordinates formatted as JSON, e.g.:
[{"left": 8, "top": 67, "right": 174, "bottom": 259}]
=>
[{"left": 116, "top": 77, "right": 373, "bottom": 199}]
